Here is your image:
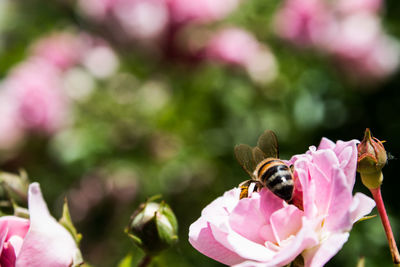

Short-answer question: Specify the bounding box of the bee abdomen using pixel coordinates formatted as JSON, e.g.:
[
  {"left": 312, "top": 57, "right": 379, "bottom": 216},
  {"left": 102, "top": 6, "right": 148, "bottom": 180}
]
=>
[{"left": 258, "top": 160, "right": 294, "bottom": 201}]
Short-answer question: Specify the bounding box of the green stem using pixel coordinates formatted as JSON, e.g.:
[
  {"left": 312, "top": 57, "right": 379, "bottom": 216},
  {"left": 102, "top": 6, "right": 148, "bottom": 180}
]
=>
[{"left": 370, "top": 187, "right": 400, "bottom": 265}]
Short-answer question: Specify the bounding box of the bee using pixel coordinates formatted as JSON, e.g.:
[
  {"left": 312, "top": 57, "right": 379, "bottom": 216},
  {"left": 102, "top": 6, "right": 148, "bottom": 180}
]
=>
[{"left": 234, "top": 130, "right": 294, "bottom": 201}]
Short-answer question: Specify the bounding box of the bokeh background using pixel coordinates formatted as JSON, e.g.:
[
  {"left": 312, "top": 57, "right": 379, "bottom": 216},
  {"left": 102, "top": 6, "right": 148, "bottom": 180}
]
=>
[{"left": 0, "top": 0, "right": 399, "bottom": 266}]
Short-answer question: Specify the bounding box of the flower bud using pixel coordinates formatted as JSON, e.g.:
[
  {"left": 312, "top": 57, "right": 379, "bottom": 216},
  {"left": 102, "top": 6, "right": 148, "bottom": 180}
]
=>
[
  {"left": 357, "top": 128, "right": 387, "bottom": 189},
  {"left": 0, "top": 171, "right": 29, "bottom": 215},
  {"left": 126, "top": 198, "right": 178, "bottom": 255}
]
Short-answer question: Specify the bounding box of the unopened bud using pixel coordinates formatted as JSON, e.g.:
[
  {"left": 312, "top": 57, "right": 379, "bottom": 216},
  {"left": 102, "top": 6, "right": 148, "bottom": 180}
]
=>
[
  {"left": 126, "top": 197, "right": 178, "bottom": 255},
  {"left": 0, "top": 171, "right": 29, "bottom": 214},
  {"left": 357, "top": 128, "right": 387, "bottom": 189}
]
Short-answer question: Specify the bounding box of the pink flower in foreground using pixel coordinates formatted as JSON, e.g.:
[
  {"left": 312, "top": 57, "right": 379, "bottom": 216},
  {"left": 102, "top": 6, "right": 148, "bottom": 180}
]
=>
[
  {"left": 0, "top": 183, "right": 80, "bottom": 267},
  {"left": 189, "top": 138, "right": 375, "bottom": 266}
]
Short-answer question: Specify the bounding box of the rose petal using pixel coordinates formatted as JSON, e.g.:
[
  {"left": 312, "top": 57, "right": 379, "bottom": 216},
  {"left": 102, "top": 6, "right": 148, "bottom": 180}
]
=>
[
  {"left": 294, "top": 157, "right": 318, "bottom": 218},
  {"left": 0, "top": 217, "right": 30, "bottom": 241},
  {"left": 210, "top": 221, "right": 276, "bottom": 262},
  {"left": 318, "top": 138, "right": 335, "bottom": 150},
  {"left": 229, "top": 194, "right": 267, "bottom": 244},
  {"left": 349, "top": 192, "right": 375, "bottom": 223},
  {"left": 16, "top": 183, "right": 78, "bottom": 267},
  {"left": 189, "top": 217, "right": 245, "bottom": 265},
  {"left": 324, "top": 167, "right": 353, "bottom": 232},
  {"left": 235, "top": 218, "right": 319, "bottom": 267},
  {"left": 1, "top": 242, "right": 17, "bottom": 267},
  {"left": 269, "top": 205, "right": 303, "bottom": 244},
  {"left": 0, "top": 221, "right": 8, "bottom": 253},
  {"left": 333, "top": 140, "right": 358, "bottom": 188},
  {"left": 303, "top": 232, "right": 349, "bottom": 267}
]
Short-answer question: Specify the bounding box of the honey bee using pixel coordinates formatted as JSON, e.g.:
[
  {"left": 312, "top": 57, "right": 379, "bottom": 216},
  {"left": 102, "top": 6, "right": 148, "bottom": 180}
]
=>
[{"left": 235, "top": 130, "right": 294, "bottom": 201}]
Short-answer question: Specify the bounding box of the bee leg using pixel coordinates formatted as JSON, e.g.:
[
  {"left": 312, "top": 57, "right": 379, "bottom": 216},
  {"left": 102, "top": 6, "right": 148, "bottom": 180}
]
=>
[{"left": 239, "top": 180, "right": 253, "bottom": 199}]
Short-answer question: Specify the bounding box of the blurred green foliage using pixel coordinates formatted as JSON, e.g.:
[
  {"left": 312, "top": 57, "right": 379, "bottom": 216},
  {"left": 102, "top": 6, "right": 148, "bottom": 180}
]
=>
[{"left": 1, "top": 0, "right": 400, "bottom": 266}]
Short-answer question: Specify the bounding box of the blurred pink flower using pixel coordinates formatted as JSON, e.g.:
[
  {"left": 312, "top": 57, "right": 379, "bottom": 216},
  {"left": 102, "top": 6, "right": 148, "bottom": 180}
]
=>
[
  {"left": 205, "top": 28, "right": 277, "bottom": 83},
  {"left": 112, "top": 0, "right": 169, "bottom": 40},
  {"left": 336, "top": 0, "right": 383, "bottom": 14},
  {"left": 0, "top": 183, "right": 80, "bottom": 267},
  {"left": 76, "top": 0, "right": 242, "bottom": 48},
  {"left": 206, "top": 28, "right": 260, "bottom": 66},
  {"left": 189, "top": 138, "right": 375, "bottom": 266},
  {"left": 324, "top": 13, "right": 400, "bottom": 80},
  {"left": 0, "top": 95, "right": 25, "bottom": 150},
  {"left": 31, "top": 33, "right": 88, "bottom": 70},
  {"left": 274, "top": 0, "right": 398, "bottom": 81},
  {"left": 274, "top": 0, "right": 333, "bottom": 47},
  {"left": 166, "top": 0, "right": 240, "bottom": 24},
  {"left": 77, "top": 0, "right": 117, "bottom": 21},
  {"left": 2, "top": 59, "right": 69, "bottom": 134}
]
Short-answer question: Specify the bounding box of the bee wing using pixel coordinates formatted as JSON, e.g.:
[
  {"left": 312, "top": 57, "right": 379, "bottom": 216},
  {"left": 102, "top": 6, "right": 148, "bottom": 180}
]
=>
[
  {"left": 234, "top": 144, "right": 257, "bottom": 177},
  {"left": 256, "top": 129, "right": 279, "bottom": 158},
  {"left": 252, "top": 147, "right": 266, "bottom": 166}
]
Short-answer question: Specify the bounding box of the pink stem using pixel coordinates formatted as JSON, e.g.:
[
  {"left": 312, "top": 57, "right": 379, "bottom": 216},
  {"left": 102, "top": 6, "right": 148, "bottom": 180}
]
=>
[{"left": 370, "top": 187, "right": 400, "bottom": 264}]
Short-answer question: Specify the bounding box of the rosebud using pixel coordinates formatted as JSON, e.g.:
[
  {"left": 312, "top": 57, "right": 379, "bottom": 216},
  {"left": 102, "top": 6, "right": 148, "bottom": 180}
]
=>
[
  {"left": 0, "top": 171, "right": 29, "bottom": 204},
  {"left": 0, "top": 171, "right": 29, "bottom": 215},
  {"left": 357, "top": 128, "right": 387, "bottom": 189},
  {"left": 126, "top": 198, "right": 178, "bottom": 255}
]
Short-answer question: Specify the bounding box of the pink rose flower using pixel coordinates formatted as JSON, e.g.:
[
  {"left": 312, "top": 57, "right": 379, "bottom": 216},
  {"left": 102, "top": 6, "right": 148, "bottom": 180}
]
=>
[
  {"left": 189, "top": 138, "right": 375, "bottom": 266},
  {"left": 2, "top": 59, "right": 69, "bottom": 134},
  {"left": 274, "top": 0, "right": 333, "bottom": 47},
  {"left": 0, "top": 183, "right": 80, "bottom": 267},
  {"left": 166, "top": 0, "right": 240, "bottom": 24},
  {"left": 31, "top": 32, "right": 88, "bottom": 70},
  {"left": 204, "top": 28, "right": 278, "bottom": 83}
]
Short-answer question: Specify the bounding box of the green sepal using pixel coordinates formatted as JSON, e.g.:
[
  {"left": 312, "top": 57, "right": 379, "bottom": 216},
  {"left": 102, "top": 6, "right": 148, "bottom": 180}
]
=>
[
  {"left": 59, "top": 198, "right": 82, "bottom": 245},
  {"left": 356, "top": 214, "right": 377, "bottom": 224},
  {"left": 156, "top": 202, "right": 178, "bottom": 246},
  {"left": 117, "top": 253, "right": 134, "bottom": 267}
]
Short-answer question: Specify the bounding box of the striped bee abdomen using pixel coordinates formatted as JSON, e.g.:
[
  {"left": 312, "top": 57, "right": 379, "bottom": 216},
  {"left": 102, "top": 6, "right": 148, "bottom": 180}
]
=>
[{"left": 255, "top": 158, "right": 294, "bottom": 201}]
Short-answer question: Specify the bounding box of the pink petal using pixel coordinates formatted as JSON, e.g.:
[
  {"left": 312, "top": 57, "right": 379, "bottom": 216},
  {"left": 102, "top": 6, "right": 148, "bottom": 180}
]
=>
[
  {"left": 209, "top": 221, "right": 276, "bottom": 262},
  {"left": 333, "top": 140, "right": 358, "bottom": 188},
  {"left": 0, "top": 216, "right": 30, "bottom": 241},
  {"left": 0, "top": 221, "right": 8, "bottom": 252},
  {"left": 317, "top": 138, "right": 335, "bottom": 150},
  {"left": 349, "top": 193, "right": 375, "bottom": 223},
  {"left": 269, "top": 205, "right": 303, "bottom": 244},
  {"left": 259, "top": 189, "right": 286, "bottom": 220},
  {"left": 323, "top": 167, "right": 353, "bottom": 232},
  {"left": 1, "top": 243, "right": 17, "bottom": 267},
  {"left": 310, "top": 148, "right": 339, "bottom": 183},
  {"left": 16, "top": 183, "right": 78, "bottom": 267},
  {"left": 235, "top": 218, "right": 319, "bottom": 267},
  {"left": 308, "top": 161, "right": 331, "bottom": 216},
  {"left": 188, "top": 217, "right": 245, "bottom": 265},
  {"left": 202, "top": 188, "right": 240, "bottom": 217},
  {"left": 294, "top": 157, "right": 317, "bottom": 218},
  {"left": 229, "top": 195, "right": 267, "bottom": 244},
  {"left": 303, "top": 232, "right": 349, "bottom": 267}
]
